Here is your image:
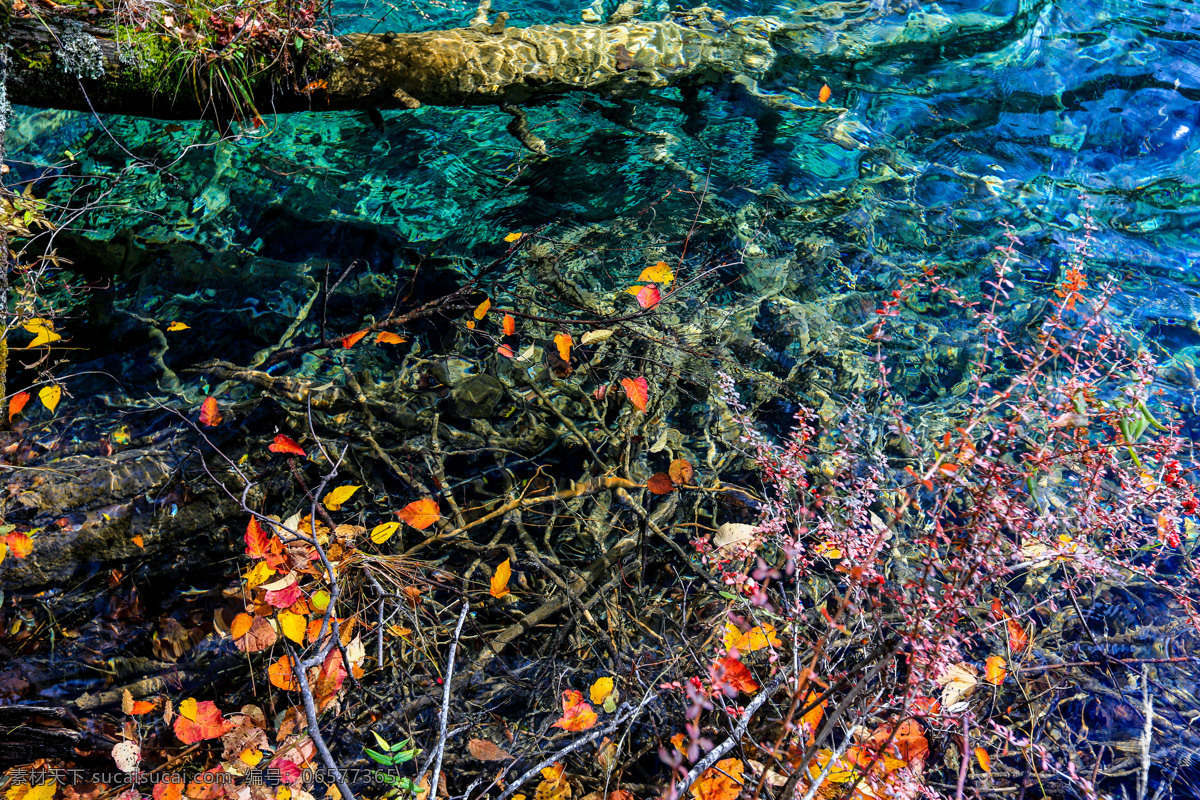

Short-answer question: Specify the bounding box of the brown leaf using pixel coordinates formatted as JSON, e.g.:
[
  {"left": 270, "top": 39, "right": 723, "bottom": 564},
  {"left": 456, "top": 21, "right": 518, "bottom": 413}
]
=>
[
  {"left": 233, "top": 615, "right": 277, "bottom": 653},
  {"left": 669, "top": 459, "right": 694, "bottom": 485},
  {"left": 646, "top": 473, "right": 675, "bottom": 495},
  {"left": 468, "top": 738, "right": 513, "bottom": 761}
]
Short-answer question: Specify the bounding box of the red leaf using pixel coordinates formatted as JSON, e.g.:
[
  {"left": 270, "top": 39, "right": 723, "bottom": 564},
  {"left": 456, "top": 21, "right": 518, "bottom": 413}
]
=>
[
  {"left": 712, "top": 656, "right": 759, "bottom": 694},
  {"left": 635, "top": 284, "right": 661, "bottom": 309},
  {"left": 552, "top": 689, "right": 598, "bottom": 732},
  {"left": 172, "top": 700, "right": 232, "bottom": 744},
  {"left": 268, "top": 434, "right": 307, "bottom": 457},
  {"left": 244, "top": 517, "right": 273, "bottom": 558},
  {"left": 265, "top": 581, "right": 302, "bottom": 609},
  {"left": 199, "top": 396, "right": 222, "bottom": 427},
  {"left": 647, "top": 473, "right": 675, "bottom": 495},
  {"left": 8, "top": 391, "right": 30, "bottom": 421},
  {"left": 620, "top": 377, "right": 649, "bottom": 413},
  {"left": 342, "top": 329, "right": 369, "bottom": 348},
  {"left": 1006, "top": 617, "right": 1029, "bottom": 653}
]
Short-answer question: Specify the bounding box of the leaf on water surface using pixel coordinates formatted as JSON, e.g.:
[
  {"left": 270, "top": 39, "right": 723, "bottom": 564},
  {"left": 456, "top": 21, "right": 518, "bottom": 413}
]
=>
[
  {"left": 39, "top": 385, "right": 62, "bottom": 413},
  {"left": 474, "top": 298, "right": 492, "bottom": 320},
  {"left": 552, "top": 690, "right": 597, "bottom": 732},
  {"left": 669, "top": 459, "right": 694, "bottom": 485},
  {"left": 199, "top": 396, "right": 221, "bottom": 426},
  {"left": 269, "top": 435, "right": 306, "bottom": 456},
  {"left": 490, "top": 558, "right": 512, "bottom": 598},
  {"left": 620, "top": 377, "right": 648, "bottom": 412},
  {"left": 555, "top": 333, "right": 573, "bottom": 363},
  {"left": 646, "top": 473, "right": 674, "bottom": 494},
  {"left": 342, "top": 329, "right": 369, "bottom": 348},
  {"left": 167, "top": 321, "right": 190, "bottom": 331},
  {"left": 398, "top": 498, "right": 440, "bottom": 529},
  {"left": 375, "top": 331, "right": 406, "bottom": 344},
  {"left": 8, "top": 390, "right": 30, "bottom": 420},
  {"left": 323, "top": 484, "right": 361, "bottom": 511}
]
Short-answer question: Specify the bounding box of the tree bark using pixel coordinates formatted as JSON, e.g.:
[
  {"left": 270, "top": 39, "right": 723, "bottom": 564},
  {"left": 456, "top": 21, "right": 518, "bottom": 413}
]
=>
[{"left": 7, "top": 0, "right": 1047, "bottom": 118}]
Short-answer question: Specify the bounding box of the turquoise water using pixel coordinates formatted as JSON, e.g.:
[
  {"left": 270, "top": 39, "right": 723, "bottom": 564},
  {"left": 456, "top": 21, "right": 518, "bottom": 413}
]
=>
[{"left": 6, "top": 0, "right": 1200, "bottom": 437}]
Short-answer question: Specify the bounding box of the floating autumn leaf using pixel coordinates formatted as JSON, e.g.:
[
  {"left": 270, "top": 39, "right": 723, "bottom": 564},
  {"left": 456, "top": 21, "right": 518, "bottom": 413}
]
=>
[
  {"left": 167, "top": 321, "right": 190, "bottom": 331},
  {"left": 647, "top": 473, "right": 675, "bottom": 495},
  {"left": 580, "top": 329, "right": 614, "bottom": 346},
  {"left": 984, "top": 655, "right": 1007, "bottom": 685},
  {"left": 371, "top": 521, "right": 401, "bottom": 544},
  {"left": 535, "top": 763, "right": 571, "bottom": 800},
  {"left": 269, "top": 434, "right": 306, "bottom": 457},
  {"left": 552, "top": 689, "right": 597, "bottom": 732},
  {"left": 122, "top": 688, "right": 156, "bottom": 716},
  {"left": 503, "top": 314, "right": 517, "bottom": 336},
  {"left": 342, "top": 329, "right": 369, "bottom": 348},
  {"left": 474, "top": 298, "right": 492, "bottom": 320},
  {"left": 669, "top": 459, "right": 694, "bottom": 485},
  {"left": 112, "top": 740, "right": 141, "bottom": 773},
  {"left": 132, "top": 535, "right": 144, "bottom": 548},
  {"left": 620, "top": 376, "right": 648, "bottom": 412},
  {"left": 39, "top": 384, "right": 62, "bottom": 413},
  {"left": 8, "top": 390, "right": 30, "bottom": 421},
  {"left": 233, "top": 615, "right": 277, "bottom": 653},
  {"left": 199, "top": 396, "right": 222, "bottom": 426},
  {"left": 1006, "top": 616, "right": 1030, "bottom": 653},
  {"left": 244, "top": 517, "right": 274, "bottom": 558},
  {"left": 713, "top": 656, "right": 759, "bottom": 694},
  {"left": 637, "top": 261, "right": 674, "bottom": 286},
  {"left": 498, "top": 344, "right": 516, "bottom": 359},
  {"left": 975, "top": 747, "right": 991, "bottom": 772},
  {"left": 278, "top": 610, "right": 307, "bottom": 644},
  {"left": 375, "top": 331, "right": 407, "bottom": 345},
  {"left": 504, "top": 232, "right": 523, "bottom": 242},
  {"left": 635, "top": 284, "right": 661, "bottom": 309},
  {"left": 398, "top": 498, "right": 440, "bottom": 529},
  {"left": 691, "top": 758, "right": 744, "bottom": 800},
  {"left": 23, "top": 318, "right": 62, "bottom": 347},
  {"left": 724, "top": 622, "right": 781, "bottom": 653},
  {"left": 323, "top": 484, "right": 361, "bottom": 511},
  {"left": 244, "top": 560, "right": 275, "bottom": 590},
  {"left": 230, "top": 612, "right": 254, "bottom": 640},
  {"left": 5, "top": 531, "right": 32, "bottom": 559},
  {"left": 590, "top": 676, "right": 615, "bottom": 706},
  {"left": 818, "top": 84, "right": 832, "bottom": 103},
  {"left": 265, "top": 581, "right": 303, "bottom": 610},
  {"left": 938, "top": 662, "right": 979, "bottom": 709},
  {"left": 311, "top": 590, "right": 331, "bottom": 612},
  {"left": 468, "top": 738, "right": 514, "bottom": 761},
  {"left": 173, "top": 699, "right": 232, "bottom": 744},
  {"left": 554, "top": 333, "right": 573, "bottom": 363},
  {"left": 268, "top": 656, "right": 300, "bottom": 691},
  {"left": 490, "top": 558, "right": 512, "bottom": 599},
  {"left": 112, "top": 425, "right": 131, "bottom": 445}
]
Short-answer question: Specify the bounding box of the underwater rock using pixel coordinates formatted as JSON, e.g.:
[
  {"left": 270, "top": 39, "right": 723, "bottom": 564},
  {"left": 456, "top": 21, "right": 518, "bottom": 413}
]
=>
[{"left": 450, "top": 373, "right": 507, "bottom": 419}]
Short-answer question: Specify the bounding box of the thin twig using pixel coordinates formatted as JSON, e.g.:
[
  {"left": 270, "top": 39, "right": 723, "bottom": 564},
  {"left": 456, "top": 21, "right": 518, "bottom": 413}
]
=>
[{"left": 427, "top": 601, "right": 470, "bottom": 800}]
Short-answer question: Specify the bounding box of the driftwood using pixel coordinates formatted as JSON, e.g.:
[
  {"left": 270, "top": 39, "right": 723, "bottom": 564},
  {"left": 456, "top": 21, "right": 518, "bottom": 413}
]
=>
[{"left": 8, "top": 0, "right": 1048, "bottom": 118}]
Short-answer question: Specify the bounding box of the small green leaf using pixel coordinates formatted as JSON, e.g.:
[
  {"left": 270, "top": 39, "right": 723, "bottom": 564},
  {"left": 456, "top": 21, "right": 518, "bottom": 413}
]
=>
[
  {"left": 365, "top": 748, "right": 394, "bottom": 766},
  {"left": 371, "top": 730, "right": 392, "bottom": 751}
]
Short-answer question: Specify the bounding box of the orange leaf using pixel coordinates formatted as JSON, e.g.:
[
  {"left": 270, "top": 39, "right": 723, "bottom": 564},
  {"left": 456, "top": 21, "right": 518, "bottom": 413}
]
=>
[
  {"left": 713, "top": 656, "right": 758, "bottom": 694},
  {"left": 199, "top": 396, "right": 222, "bottom": 427},
  {"left": 244, "top": 517, "right": 280, "bottom": 559},
  {"left": 230, "top": 612, "right": 254, "bottom": 640},
  {"left": 503, "top": 314, "right": 517, "bottom": 336},
  {"left": 984, "top": 655, "right": 1007, "bottom": 685},
  {"left": 375, "top": 331, "right": 407, "bottom": 344},
  {"left": 555, "top": 333, "right": 573, "bottom": 363},
  {"left": 647, "top": 473, "right": 675, "bottom": 495},
  {"left": 669, "top": 459, "right": 694, "bottom": 485},
  {"left": 269, "top": 434, "right": 306, "bottom": 457},
  {"left": 131, "top": 535, "right": 144, "bottom": 549},
  {"left": 635, "top": 284, "right": 661, "bottom": 309},
  {"left": 172, "top": 700, "right": 231, "bottom": 743},
  {"left": 637, "top": 261, "right": 674, "bottom": 286},
  {"left": 268, "top": 655, "right": 299, "bottom": 691},
  {"left": 974, "top": 746, "right": 991, "bottom": 773},
  {"left": 620, "top": 377, "right": 648, "bottom": 412},
  {"left": 233, "top": 615, "right": 277, "bottom": 653},
  {"left": 690, "top": 758, "right": 743, "bottom": 800},
  {"left": 1006, "top": 617, "right": 1029, "bottom": 653},
  {"left": 474, "top": 298, "right": 492, "bottom": 320},
  {"left": 490, "top": 558, "right": 512, "bottom": 599},
  {"left": 552, "top": 689, "right": 598, "bottom": 732},
  {"left": 342, "top": 329, "right": 369, "bottom": 348},
  {"left": 498, "top": 344, "right": 516, "bottom": 359},
  {"left": 129, "top": 699, "right": 156, "bottom": 715},
  {"left": 819, "top": 84, "right": 832, "bottom": 103},
  {"left": 799, "top": 692, "right": 826, "bottom": 743},
  {"left": 398, "top": 498, "right": 440, "bottom": 530},
  {"left": 5, "top": 532, "right": 32, "bottom": 559},
  {"left": 8, "top": 391, "right": 30, "bottom": 421}
]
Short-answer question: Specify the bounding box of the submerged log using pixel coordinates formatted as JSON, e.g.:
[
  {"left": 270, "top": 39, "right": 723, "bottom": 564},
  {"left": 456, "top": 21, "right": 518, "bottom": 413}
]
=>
[{"left": 7, "top": 0, "right": 1048, "bottom": 118}]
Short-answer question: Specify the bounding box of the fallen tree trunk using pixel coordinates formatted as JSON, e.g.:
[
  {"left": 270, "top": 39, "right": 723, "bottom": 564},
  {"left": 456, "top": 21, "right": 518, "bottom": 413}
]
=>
[{"left": 7, "top": 0, "right": 1047, "bottom": 118}]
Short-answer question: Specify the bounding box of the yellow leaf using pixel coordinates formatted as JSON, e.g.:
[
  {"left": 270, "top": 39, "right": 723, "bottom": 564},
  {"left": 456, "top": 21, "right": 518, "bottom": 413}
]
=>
[
  {"left": 7, "top": 783, "right": 58, "bottom": 800},
  {"left": 371, "top": 521, "right": 401, "bottom": 544},
  {"left": 474, "top": 298, "right": 492, "bottom": 320},
  {"left": 26, "top": 328, "right": 62, "bottom": 347},
  {"left": 179, "top": 697, "right": 199, "bottom": 722},
  {"left": 112, "top": 425, "right": 131, "bottom": 445},
  {"left": 323, "top": 484, "right": 361, "bottom": 511},
  {"left": 589, "top": 676, "right": 615, "bottom": 705},
  {"left": 637, "top": 261, "right": 674, "bottom": 286},
  {"left": 311, "top": 590, "right": 331, "bottom": 612},
  {"left": 554, "top": 333, "right": 572, "bottom": 363},
  {"left": 984, "top": 655, "right": 1007, "bottom": 685},
  {"left": 38, "top": 385, "right": 62, "bottom": 412},
  {"left": 490, "top": 558, "right": 512, "bottom": 599},
  {"left": 240, "top": 747, "right": 264, "bottom": 766},
  {"left": 167, "top": 321, "right": 190, "bottom": 331},
  {"left": 278, "top": 610, "right": 307, "bottom": 644},
  {"left": 504, "top": 232, "right": 523, "bottom": 242},
  {"left": 244, "top": 561, "right": 275, "bottom": 589},
  {"left": 724, "top": 622, "right": 781, "bottom": 653}
]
